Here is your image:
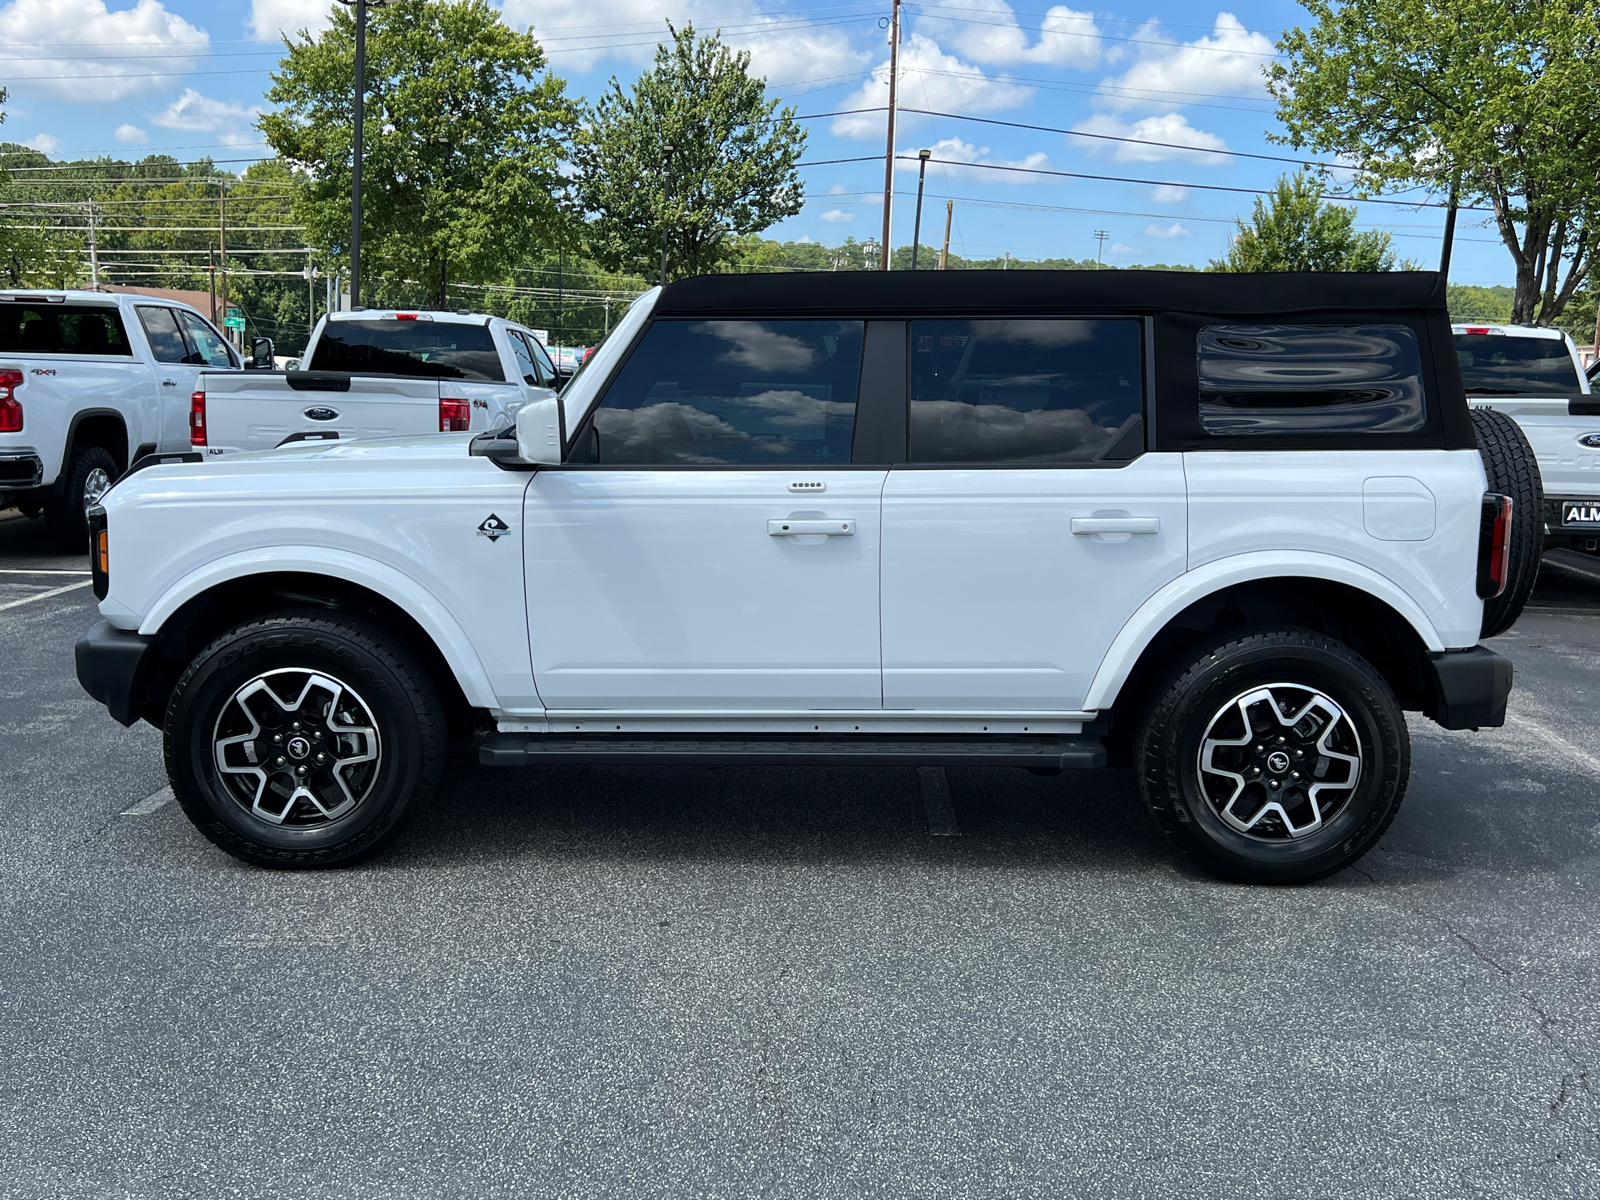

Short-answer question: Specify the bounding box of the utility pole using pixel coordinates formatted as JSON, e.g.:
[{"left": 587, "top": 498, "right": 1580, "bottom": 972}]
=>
[
  {"left": 1003, "top": 251, "right": 1010, "bottom": 270},
  {"left": 878, "top": 0, "right": 901, "bottom": 271},
  {"left": 939, "top": 199, "right": 952, "bottom": 270},
  {"left": 334, "top": 0, "right": 384, "bottom": 308},
  {"left": 86, "top": 201, "right": 99, "bottom": 289},
  {"left": 219, "top": 183, "right": 229, "bottom": 343},
  {"left": 207, "top": 248, "right": 216, "bottom": 320},
  {"left": 1093, "top": 229, "right": 1109, "bottom": 268},
  {"left": 660, "top": 143, "right": 675, "bottom": 288},
  {"left": 911, "top": 148, "right": 931, "bottom": 269}
]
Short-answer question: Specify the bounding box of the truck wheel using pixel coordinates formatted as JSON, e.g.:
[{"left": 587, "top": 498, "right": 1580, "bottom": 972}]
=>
[
  {"left": 1136, "top": 628, "right": 1409, "bottom": 884},
  {"left": 163, "top": 611, "right": 446, "bottom": 868},
  {"left": 1471, "top": 406, "right": 1542, "bottom": 639},
  {"left": 44, "top": 444, "right": 118, "bottom": 553}
]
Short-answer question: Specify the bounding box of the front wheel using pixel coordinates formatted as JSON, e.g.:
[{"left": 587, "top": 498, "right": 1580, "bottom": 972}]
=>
[
  {"left": 1136, "top": 629, "right": 1409, "bottom": 884},
  {"left": 164, "top": 612, "right": 446, "bottom": 868}
]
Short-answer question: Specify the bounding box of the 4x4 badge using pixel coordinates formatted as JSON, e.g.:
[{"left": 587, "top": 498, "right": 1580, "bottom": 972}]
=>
[{"left": 477, "top": 514, "right": 511, "bottom": 541}]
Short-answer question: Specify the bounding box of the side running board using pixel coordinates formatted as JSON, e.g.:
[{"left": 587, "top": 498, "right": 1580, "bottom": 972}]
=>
[{"left": 479, "top": 733, "right": 1106, "bottom": 770}]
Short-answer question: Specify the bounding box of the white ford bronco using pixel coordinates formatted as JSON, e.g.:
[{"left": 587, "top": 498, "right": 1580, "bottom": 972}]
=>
[{"left": 75, "top": 271, "right": 1530, "bottom": 883}]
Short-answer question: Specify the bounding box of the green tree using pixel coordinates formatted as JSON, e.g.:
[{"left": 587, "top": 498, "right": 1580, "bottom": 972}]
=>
[
  {"left": 1269, "top": 0, "right": 1600, "bottom": 324},
  {"left": 1210, "top": 172, "right": 1398, "bottom": 272},
  {"left": 575, "top": 23, "right": 806, "bottom": 281},
  {"left": 260, "top": 0, "right": 578, "bottom": 308}
]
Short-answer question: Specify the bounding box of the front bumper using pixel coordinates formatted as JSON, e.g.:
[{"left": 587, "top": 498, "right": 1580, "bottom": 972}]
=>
[
  {"left": 1426, "top": 646, "right": 1513, "bottom": 730},
  {"left": 75, "top": 620, "right": 157, "bottom": 727}
]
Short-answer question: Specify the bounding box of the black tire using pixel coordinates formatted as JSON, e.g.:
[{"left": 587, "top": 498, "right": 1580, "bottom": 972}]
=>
[
  {"left": 44, "top": 443, "right": 118, "bottom": 553},
  {"left": 1472, "top": 406, "right": 1542, "bottom": 639},
  {"left": 1135, "top": 628, "right": 1409, "bottom": 885},
  {"left": 163, "top": 611, "right": 446, "bottom": 868}
]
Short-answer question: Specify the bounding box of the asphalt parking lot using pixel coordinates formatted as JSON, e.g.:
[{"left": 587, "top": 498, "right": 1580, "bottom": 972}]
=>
[{"left": 4, "top": 508, "right": 1600, "bottom": 1199}]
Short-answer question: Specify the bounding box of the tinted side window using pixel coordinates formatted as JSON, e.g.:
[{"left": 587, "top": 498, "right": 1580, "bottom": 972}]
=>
[
  {"left": 177, "top": 311, "right": 236, "bottom": 368},
  {"left": 592, "top": 319, "right": 864, "bottom": 464},
  {"left": 508, "top": 332, "right": 544, "bottom": 387},
  {"left": 0, "top": 304, "right": 133, "bottom": 356},
  {"left": 137, "top": 306, "right": 192, "bottom": 364},
  {"left": 1199, "top": 324, "right": 1426, "bottom": 435},
  {"left": 909, "top": 319, "right": 1143, "bottom": 463},
  {"left": 309, "top": 319, "right": 504, "bottom": 381},
  {"left": 1454, "top": 333, "right": 1581, "bottom": 396}
]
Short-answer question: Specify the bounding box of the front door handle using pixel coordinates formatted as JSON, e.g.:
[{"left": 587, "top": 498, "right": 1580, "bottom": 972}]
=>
[
  {"left": 1071, "top": 517, "right": 1160, "bottom": 535},
  {"left": 769, "top": 518, "right": 855, "bottom": 537}
]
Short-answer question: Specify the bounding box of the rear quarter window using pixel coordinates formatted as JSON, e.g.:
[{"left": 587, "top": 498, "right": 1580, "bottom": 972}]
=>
[
  {"left": 0, "top": 304, "right": 133, "bottom": 356},
  {"left": 1199, "top": 324, "right": 1427, "bottom": 435}
]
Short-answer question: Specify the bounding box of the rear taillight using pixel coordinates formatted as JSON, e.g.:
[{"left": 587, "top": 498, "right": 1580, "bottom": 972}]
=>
[
  {"left": 0, "top": 367, "right": 23, "bottom": 432},
  {"left": 1477, "top": 493, "right": 1513, "bottom": 598},
  {"left": 440, "top": 396, "right": 470, "bottom": 432},
  {"left": 190, "top": 391, "right": 206, "bottom": 446}
]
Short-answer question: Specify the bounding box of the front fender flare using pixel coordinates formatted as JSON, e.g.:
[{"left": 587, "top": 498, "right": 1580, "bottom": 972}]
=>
[
  {"left": 1081, "top": 551, "right": 1448, "bottom": 712},
  {"left": 134, "top": 546, "right": 500, "bottom": 710}
]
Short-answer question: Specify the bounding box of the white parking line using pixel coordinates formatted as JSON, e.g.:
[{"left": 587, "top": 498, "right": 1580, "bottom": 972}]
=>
[
  {"left": 0, "top": 580, "right": 92, "bottom": 611},
  {"left": 121, "top": 787, "right": 174, "bottom": 816},
  {"left": 1502, "top": 713, "right": 1600, "bottom": 778},
  {"left": 918, "top": 766, "right": 961, "bottom": 837},
  {"left": 0, "top": 568, "right": 90, "bottom": 576}
]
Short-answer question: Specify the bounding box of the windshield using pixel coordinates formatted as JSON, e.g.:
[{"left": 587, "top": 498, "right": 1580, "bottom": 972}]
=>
[
  {"left": 1455, "top": 333, "right": 1582, "bottom": 396},
  {"left": 309, "top": 319, "right": 504, "bottom": 381}
]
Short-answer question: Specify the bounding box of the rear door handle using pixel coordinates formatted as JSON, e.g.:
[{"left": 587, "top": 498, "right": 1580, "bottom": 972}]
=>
[
  {"left": 1071, "top": 517, "right": 1160, "bottom": 535},
  {"left": 769, "top": 519, "right": 855, "bottom": 537},
  {"left": 161, "top": 379, "right": 177, "bottom": 387}
]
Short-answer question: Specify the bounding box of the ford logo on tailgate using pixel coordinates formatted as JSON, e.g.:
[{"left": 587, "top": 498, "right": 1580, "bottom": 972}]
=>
[
  {"left": 303, "top": 406, "right": 339, "bottom": 422},
  {"left": 1579, "top": 433, "right": 1600, "bottom": 448}
]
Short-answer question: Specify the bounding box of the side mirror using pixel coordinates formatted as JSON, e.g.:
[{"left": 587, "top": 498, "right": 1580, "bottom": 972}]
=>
[
  {"left": 515, "top": 396, "right": 563, "bottom": 465},
  {"left": 552, "top": 366, "right": 574, "bottom": 392},
  {"left": 249, "top": 336, "right": 275, "bottom": 369}
]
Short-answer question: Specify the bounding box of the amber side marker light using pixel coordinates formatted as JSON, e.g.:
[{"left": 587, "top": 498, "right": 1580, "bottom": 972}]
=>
[{"left": 89, "top": 506, "right": 110, "bottom": 600}]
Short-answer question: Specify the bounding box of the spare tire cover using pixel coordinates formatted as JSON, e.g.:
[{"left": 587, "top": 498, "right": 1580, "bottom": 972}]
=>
[{"left": 1471, "top": 405, "right": 1542, "bottom": 639}]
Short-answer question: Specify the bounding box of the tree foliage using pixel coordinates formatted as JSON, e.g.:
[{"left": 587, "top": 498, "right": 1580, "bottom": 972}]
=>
[
  {"left": 1209, "top": 172, "right": 1399, "bottom": 272},
  {"left": 1269, "top": 0, "right": 1600, "bottom": 323},
  {"left": 575, "top": 23, "right": 806, "bottom": 281},
  {"left": 260, "top": 0, "right": 578, "bottom": 307}
]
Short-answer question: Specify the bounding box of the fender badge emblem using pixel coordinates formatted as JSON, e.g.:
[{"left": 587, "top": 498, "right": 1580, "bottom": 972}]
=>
[
  {"left": 1580, "top": 433, "right": 1600, "bottom": 449},
  {"left": 477, "top": 513, "right": 511, "bottom": 541}
]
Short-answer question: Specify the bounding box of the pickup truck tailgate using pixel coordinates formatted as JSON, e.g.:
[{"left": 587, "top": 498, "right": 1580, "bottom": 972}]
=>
[{"left": 200, "top": 372, "right": 441, "bottom": 454}]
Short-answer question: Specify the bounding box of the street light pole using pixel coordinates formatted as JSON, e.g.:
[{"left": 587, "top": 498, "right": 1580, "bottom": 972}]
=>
[
  {"left": 336, "top": 0, "right": 383, "bottom": 309},
  {"left": 660, "top": 143, "right": 675, "bottom": 288},
  {"left": 911, "top": 148, "right": 931, "bottom": 269}
]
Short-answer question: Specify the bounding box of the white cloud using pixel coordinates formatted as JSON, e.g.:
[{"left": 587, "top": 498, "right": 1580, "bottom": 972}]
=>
[
  {"left": 149, "top": 90, "right": 265, "bottom": 147},
  {"left": 1109, "top": 242, "right": 1143, "bottom": 256},
  {"left": 819, "top": 209, "right": 855, "bottom": 223},
  {"left": 1143, "top": 221, "right": 1191, "bottom": 238},
  {"left": 114, "top": 124, "right": 148, "bottom": 145},
  {"left": 0, "top": 0, "right": 207, "bottom": 102},
  {"left": 249, "top": 0, "right": 333, "bottom": 40},
  {"left": 1150, "top": 184, "right": 1189, "bottom": 203},
  {"left": 1073, "top": 112, "right": 1228, "bottom": 164},
  {"left": 896, "top": 135, "right": 1050, "bottom": 184},
  {"left": 927, "top": 0, "right": 1100, "bottom": 69},
  {"left": 834, "top": 34, "right": 1032, "bottom": 141},
  {"left": 734, "top": 20, "right": 871, "bottom": 87},
  {"left": 23, "top": 132, "right": 59, "bottom": 154},
  {"left": 826, "top": 183, "right": 849, "bottom": 196},
  {"left": 1096, "top": 13, "right": 1274, "bottom": 111}
]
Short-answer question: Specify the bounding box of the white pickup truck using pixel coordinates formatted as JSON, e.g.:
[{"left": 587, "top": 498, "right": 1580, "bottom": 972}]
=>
[
  {"left": 194, "top": 309, "right": 566, "bottom": 456},
  {"left": 0, "top": 289, "right": 242, "bottom": 550},
  {"left": 1453, "top": 323, "right": 1600, "bottom": 555}
]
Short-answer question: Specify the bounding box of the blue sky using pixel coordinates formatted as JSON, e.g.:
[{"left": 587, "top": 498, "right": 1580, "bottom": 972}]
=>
[{"left": 0, "top": 0, "right": 1513, "bottom": 285}]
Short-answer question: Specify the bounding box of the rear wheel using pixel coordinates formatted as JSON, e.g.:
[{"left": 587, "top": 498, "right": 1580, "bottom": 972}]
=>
[
  {"left": 164, "top": 612, "right": 446, "bottom": 868},
  {"left": 1471, "top": 406, "right": 1542, "bottom": 638},
  {"left": 44, "top": 444, "right": 118, "bottom": 553},
  {"left": 1136, "top": 628, "right": 1409, "bottom": 884}
]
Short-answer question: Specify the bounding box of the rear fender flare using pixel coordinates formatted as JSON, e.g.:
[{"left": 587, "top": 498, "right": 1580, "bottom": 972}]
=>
[
  {"left": 1082, "top": 551, "right": 1448, "bottom": 712},
  {"left": 134, "top": 546, "right": 499, "bottom": 709}
]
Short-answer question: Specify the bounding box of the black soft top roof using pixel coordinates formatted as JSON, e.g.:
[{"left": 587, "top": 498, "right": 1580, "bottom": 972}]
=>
[{"left": 655, "top": 269, "right": 1448, "bottom": 318}]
